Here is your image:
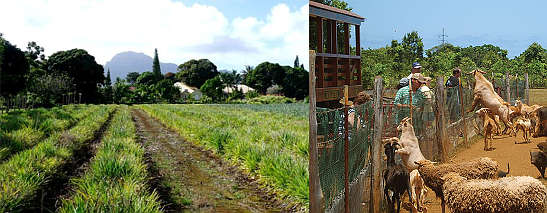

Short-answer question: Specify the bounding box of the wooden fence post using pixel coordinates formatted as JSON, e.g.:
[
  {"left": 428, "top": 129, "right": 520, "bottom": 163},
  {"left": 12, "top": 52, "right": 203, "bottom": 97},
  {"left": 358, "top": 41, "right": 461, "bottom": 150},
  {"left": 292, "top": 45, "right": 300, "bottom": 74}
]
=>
[
  {"left": 525, "top": 73, "right": 530, "bottom": 105},
  {"left": 309, "top": 50, "right": 323, "bottom": 213},
  {"left": 458, "top": 76, "right": 468, "bottom": 146},
  {"left": 505, "top": 71, "right": 511, "bottom": 102},
  {"left": 371, "top": 76, "right": 384, "bottom": 213},
  {"left": 435, "top": 76, "right": 448, "bottom": 162}
]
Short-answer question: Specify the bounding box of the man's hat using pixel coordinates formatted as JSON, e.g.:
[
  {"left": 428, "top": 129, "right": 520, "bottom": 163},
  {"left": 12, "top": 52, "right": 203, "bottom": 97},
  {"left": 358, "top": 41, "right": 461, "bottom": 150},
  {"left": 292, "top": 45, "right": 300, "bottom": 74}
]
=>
[
  {"left": 411, "top": 73, "right": 426, "bottom": 84},
  {"left": 412, "top": 62, "right": 422, "bottom": 69}
]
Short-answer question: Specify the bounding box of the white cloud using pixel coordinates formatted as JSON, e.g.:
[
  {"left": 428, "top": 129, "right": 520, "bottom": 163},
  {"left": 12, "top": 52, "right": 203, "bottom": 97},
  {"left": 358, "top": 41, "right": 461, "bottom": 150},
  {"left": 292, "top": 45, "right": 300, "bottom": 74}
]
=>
[{"left": 0, "top": 1, "right": 308, "bottom": 70}]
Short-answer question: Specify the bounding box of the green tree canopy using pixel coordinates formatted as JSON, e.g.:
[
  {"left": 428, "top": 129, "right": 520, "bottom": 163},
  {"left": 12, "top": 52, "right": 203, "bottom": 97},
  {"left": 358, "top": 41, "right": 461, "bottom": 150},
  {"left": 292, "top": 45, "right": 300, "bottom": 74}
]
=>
[
  {"left": 46, "top": 48, "right": 104, "bottom": 103},
  {"left": 0, "top": 38, "right": 29, "bottom": 96},
  {"left": 176, "top": 59, "right": 219, "bottom": 88},
  {"left": 136, "top": 72, "right": 156, "bottom": 86},
  {"left": 244, "top": 61, "right": 285, "bottom": 94},
  {"left": 126, "top": 72, "right": 140, "bottom": 84},
  {"left": 281, "top": 66, "right": 308, "bottom": 99},
  {"left": 200, "top": 75, "right": 224, "bottom": 102}
]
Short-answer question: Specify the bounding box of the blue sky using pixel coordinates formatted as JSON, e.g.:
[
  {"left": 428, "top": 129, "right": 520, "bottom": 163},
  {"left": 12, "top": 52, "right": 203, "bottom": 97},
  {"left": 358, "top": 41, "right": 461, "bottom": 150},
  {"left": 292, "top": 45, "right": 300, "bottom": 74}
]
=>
[
  {"left": 0, "top": 0, "right": 308, "bottom": 70},
  {"left": 344, "top": 0, "right": 547, "bottom": 58}
]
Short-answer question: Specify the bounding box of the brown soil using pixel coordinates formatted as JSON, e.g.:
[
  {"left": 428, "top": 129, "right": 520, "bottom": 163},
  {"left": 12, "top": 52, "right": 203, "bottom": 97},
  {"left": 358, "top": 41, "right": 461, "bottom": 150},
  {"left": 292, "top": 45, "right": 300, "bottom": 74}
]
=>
[
  {"left": 400, "top": 133, "right": 547, "bottom": 213},
  {"left": 131, "top": 108, "right": 291, "bottom": 213}
]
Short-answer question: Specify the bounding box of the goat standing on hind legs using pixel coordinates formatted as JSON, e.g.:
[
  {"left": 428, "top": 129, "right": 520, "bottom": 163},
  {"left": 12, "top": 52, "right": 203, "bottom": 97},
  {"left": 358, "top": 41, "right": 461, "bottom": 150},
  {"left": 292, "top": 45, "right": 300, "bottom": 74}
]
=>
[
  {"left": 382, "top": 139, "right": 412, "bottom": 213},
  {"left": 467, "top": 69, "right": 513, "bottom": 135}
]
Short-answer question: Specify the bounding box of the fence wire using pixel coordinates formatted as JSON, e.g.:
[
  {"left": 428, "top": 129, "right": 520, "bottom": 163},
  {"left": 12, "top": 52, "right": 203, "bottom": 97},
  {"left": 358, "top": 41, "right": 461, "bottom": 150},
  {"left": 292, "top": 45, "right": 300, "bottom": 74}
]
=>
[{"left": 316, "top": 101, "right": 374, "bottom": 210}]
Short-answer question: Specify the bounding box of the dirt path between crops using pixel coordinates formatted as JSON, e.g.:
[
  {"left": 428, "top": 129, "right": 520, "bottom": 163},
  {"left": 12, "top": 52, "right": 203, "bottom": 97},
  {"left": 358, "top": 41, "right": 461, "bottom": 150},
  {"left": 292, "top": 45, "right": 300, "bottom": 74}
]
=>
[
  {"left": 132, "top": 108, "right": 293, "bottom": 213},
  {"left": 399, "top": 133, "right": 547, "bottom": 213}
]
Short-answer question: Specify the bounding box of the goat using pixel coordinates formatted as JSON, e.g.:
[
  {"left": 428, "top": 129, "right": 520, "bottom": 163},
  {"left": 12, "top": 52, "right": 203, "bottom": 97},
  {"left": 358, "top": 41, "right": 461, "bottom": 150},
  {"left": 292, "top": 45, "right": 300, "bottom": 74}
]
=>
[
  {"left": 410, "top": 169, "right": 427, "bottom": 212},
  {"left": 467, "top": 69, "right": 513, "bottom": 134},
  {"left": 390, "top": 117, "right": 427, "bottom": 171},
  {"left": 383, "top": 140, "right": 412, "bottom": 213},
  {"left": 532, "top": 106, "right": 547, "bottom": 137},
  {"left": 475, "top": 108, "right": 498, "bottom": 151},
  {"left": 513, "top": 117, "right": 533, "bottom": 144}
]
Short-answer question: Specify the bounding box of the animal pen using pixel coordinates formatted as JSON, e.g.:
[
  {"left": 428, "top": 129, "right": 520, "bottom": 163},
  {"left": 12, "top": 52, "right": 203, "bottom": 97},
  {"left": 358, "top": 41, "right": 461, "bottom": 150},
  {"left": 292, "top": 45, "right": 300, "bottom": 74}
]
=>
[{"left": 308, "top": 4, "right": 533, "bottom": 211}]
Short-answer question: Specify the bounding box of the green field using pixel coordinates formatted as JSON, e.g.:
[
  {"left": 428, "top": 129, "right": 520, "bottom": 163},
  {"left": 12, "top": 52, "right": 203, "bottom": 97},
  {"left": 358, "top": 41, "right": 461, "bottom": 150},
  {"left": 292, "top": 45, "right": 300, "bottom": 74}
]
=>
[
  {"left": 0, "top": 103, "right": 309, "bottom": 211},
  {"left": 138, "top": 104, "right": 309, "bottom": 205}
]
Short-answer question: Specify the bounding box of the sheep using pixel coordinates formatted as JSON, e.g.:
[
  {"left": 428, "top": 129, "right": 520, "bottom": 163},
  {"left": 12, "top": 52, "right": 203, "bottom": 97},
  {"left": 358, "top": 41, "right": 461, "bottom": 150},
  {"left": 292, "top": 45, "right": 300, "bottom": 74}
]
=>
[
  {"left": 409, "top": 169, "right": 427, "bottom": 212},
  {"left": 441, "top": 172, "right": 546, "bottom": 213},
  {"left": 414, "top": 158, "right": 499, "bottom": 213},
  {"left": 383, "top": 140, "right": 412, "bottom": 213},
  {"left": 513, "top": 117, "right": 533, "bottom": 144},
  {"left": 475, "top": 108, "right": 498, "bottom": 151},
  {"left": 467, "top": 69, "right": 513, "bottom": 134},
  {"left": 391, "top": 117, "right": 426, "bottom": 171}
]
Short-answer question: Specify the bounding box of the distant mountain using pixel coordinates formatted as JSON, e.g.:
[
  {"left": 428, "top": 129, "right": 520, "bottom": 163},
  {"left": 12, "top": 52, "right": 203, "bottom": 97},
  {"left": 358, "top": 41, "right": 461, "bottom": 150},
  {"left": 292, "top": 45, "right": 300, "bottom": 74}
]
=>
[{"left": 104, "top": 51, "right": 178, "bottom": 81}]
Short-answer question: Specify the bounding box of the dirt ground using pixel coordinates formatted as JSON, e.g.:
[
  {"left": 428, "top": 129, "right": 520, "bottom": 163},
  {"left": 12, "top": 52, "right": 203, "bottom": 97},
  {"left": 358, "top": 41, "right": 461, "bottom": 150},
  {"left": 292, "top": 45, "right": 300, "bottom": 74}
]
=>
[
  {"left": 131, "top": 109, "right": 292, "bottom": 213},
  {"left": 405, "top": 132, "right": 547, "bottom": 213}
]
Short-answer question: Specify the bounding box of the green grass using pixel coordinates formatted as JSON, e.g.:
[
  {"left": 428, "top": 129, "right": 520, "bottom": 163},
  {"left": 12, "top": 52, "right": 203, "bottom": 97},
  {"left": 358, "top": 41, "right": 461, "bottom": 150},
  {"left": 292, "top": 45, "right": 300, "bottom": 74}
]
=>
[
  {"left": 214, "top": 103, "right": 308, "bottom": 117},
  {"left": 138, "top": 104, "right": 309, "bottom": 206},
  {"left": 59, "top": 105, "right": 162, "bottom": 212},
  {"left": 0, "top": 105, "right": 94, "bottom": 161},
  {"left": 0, "top": 105, "right": 115, "bottom": 211}
]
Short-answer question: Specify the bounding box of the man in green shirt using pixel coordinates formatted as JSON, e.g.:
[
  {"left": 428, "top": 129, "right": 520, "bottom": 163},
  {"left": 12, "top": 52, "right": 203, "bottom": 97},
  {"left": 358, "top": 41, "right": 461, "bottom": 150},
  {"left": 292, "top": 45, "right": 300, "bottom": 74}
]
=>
[{"left": 393, "top": 73, "right": 426, "bottom": 126}]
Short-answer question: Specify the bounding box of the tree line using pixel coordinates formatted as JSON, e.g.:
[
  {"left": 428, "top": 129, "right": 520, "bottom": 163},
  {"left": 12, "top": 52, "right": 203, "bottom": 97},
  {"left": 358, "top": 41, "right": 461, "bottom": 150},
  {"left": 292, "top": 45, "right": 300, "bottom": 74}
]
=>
[
  {"left": 361, "top": 34, "right": 547, "bottom": 89},
  {"left": 0, "top": 34, "right": 308, "bottom": 107}
]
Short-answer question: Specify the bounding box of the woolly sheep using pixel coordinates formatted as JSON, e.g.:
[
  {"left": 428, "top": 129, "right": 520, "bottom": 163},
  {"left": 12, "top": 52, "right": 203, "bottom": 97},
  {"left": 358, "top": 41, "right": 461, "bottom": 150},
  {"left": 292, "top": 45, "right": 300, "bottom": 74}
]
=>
[
  {"left": 414, "top": 158, "right": 499, "bottom": 213},
  {"left": 442, "top": 172, "right": 546, "bottom": 213}
]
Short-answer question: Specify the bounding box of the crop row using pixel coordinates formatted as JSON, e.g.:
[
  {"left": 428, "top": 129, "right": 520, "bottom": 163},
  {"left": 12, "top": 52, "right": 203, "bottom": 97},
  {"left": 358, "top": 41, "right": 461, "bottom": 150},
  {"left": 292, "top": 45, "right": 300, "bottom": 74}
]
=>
[
  {"left": 0, "top": 105, "right": 95, "bottom": 161},
  {"left": 59, "top": 105, "right": 162, "bottom": 212},
  {"left": 0, "top": 105, "right": 115, "bottom": 211},
  {"left": 138, "top": 104, "right": 309, "bottom": 205}
]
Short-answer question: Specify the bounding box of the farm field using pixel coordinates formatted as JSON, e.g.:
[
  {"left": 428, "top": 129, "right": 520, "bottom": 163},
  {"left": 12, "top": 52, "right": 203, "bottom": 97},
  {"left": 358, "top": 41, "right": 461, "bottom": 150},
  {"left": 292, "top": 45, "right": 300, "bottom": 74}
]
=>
[
  {"left": 0, "top": 105, "right": 93, "bottom": 161},
  {"left": 0, "top": 104, "right": 115, "bottom": 211},
  {"left": 0, "top": 103, "right": 309, "bottom": 212},
  {"left": 137, "top": 104, "right": 309, "bottom": 211}
]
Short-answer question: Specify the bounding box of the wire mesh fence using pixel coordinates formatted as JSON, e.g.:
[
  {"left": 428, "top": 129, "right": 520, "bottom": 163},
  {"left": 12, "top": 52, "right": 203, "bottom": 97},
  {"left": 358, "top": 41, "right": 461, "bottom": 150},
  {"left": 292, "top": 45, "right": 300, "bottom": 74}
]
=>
[{"left": 316, "top": 101, "right": 374, "bottom": 211}]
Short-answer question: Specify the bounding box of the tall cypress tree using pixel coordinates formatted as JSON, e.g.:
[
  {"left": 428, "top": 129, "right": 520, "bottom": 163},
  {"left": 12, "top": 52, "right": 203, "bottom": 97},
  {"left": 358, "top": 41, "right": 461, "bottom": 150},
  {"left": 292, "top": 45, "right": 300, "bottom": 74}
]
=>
[
  {"left": 104, "top": 68, "right": 113, "bottom": 103},
  {"left": 152, "top": 48, "right": 162, "bottom": 81}
]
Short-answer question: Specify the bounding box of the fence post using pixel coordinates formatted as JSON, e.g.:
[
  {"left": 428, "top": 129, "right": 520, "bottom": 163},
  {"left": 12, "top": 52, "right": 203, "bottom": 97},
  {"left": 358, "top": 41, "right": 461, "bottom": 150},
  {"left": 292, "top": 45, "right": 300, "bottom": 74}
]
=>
[
  {"left": 435, "top": 76, "right": 449, "bottom": 162},
  {"left": 525, "top": 73, "right": 529, "bottom": 105},
  {"left": 505, "top": 71, "right": 511, "bottom": 102},
  {"left": 458, "top": 76, "right": 468, "bottom": 146},
  {"left": 343, "top": 85, "right": 350, "bottom": 213},
  {"left": 309, "top": 50, "right": 323, "bottom": 213},
  {"left": 371, "top": 76, "right": 384, "bottom": 213}
]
